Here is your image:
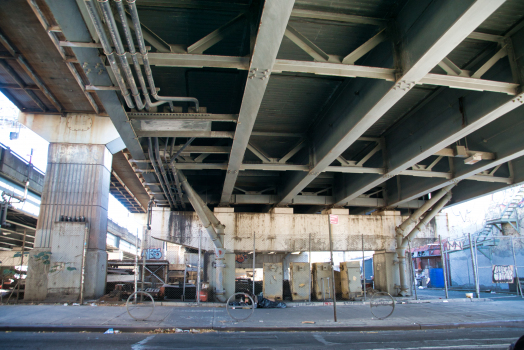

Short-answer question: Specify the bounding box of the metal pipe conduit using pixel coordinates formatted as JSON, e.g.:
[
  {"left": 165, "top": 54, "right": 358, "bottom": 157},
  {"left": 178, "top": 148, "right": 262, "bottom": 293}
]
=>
[
  {"left": 153, "top": 137, "right": 178, "bottom": 209},
  {"left": 395, "top": 184, "right": 456, "bottom": 295},
  {"left": 85, "top": 0, "right": 199, "bottom": 111},
  {"left": 114, "top": 0, "right": 170, "bottom": 110},
  {"left": 126, "top": 0, "right": 199, "bottom": 111},
  {"left": 395, "top": 184, "right": 456, "bottom": 237},
  {"left": 177, "top": 169, "right": 226, "bottom": 302},
  {"left": 397, "top": 192, "right": 453, "bottom": 295},
  {"left": 98, "top": 0, "right": 145, "bottom": 110},
  {"left": 176, "top": 169, "right": 225, "bottom": 249},
  {"left": 84, "top": 0, "right": 135, "bottom": 109},
  {"left": 148, "top": 138, "right": 174, "bottom": 209},
  {"left": 402, "top": 192, "right": 452, "bottom": 249},
  {"left": 171, "top": 167, "right": 186, "bottom": 209}
]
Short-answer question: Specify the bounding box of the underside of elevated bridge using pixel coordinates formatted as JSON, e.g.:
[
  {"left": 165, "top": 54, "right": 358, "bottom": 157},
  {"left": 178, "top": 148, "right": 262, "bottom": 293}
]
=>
[
  {"left": 1, "top": 0, "right": 524, "bottom": 216},
  {"left": 3, "top": 0, "right": 524, "bottom": 302}
]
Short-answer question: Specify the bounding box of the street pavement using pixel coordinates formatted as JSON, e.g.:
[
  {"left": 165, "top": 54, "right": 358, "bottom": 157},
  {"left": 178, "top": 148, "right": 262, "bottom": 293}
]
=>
[{"left": 0, "top": 327, "right": 523, "bottom": 349}]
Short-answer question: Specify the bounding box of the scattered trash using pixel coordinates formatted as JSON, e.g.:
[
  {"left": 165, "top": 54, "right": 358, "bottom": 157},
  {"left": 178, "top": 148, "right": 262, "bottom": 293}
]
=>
[
  {"left": 465, "top": 293, "right": 473, "bottom": 298},
  {"left": 302, "top": 321, "right": 315, "bottom": 324},
  {"left": 72, "top": 303, "right": 80, "bottom": 306},
  {"left": 63, "top": 303, "right": 68, "bottom": 306},
  {"left": 90, "top": 303, "right": 97, "bottom": 307},
  {"left": 417, "top": 286, "right": 424, "bottom": 289},
  {"left": 114, "top": 330, "right": 120, "bottom": 334},
  {"left": 104, "top": 329, "right": 114, "bottom": 334},
  {"left": 491, "top": 291, "right": 496, "bottom": 294},
  {"left": 443, "top": 300, "right": 448, "bottom": 303},
  {"left": 259, "top": 320, "right": 263, "bottom": 322},
  {"left": 258, "top": 297, "right": 286, "bottom": 309},
  {"left": 175, "top": 328, "right": 183, "bottom": 333}
]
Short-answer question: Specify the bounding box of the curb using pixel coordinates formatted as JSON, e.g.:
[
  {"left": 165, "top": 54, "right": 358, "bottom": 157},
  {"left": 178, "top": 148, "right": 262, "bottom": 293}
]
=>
[
  {"left": 2, "top": 320, "right": 523, "bottom": 334},
  {"left": 10, "top": 298, "right": 493, "bottom": 308}
]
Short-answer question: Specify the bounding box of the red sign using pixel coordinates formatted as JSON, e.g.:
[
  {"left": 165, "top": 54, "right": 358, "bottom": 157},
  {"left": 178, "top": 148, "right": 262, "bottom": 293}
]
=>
[{"left": 329, "top": 214, "right": 338, "bottom": 225}]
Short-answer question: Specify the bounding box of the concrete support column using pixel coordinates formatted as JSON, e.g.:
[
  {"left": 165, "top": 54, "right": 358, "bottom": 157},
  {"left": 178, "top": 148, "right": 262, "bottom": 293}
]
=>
[{"left": 25, "top": 143, "right": 112, "bottom": 301}]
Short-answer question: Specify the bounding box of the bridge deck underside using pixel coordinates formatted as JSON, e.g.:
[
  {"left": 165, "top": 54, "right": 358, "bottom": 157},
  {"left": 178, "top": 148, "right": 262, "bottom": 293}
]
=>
[{"left": 1, "top": 0, "right": 524, "bottom": 214}]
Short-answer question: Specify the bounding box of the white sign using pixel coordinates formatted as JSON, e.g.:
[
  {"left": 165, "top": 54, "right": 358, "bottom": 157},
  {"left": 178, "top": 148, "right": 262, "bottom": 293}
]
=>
[{"left": 492, "top": 265, "right": 514, "bottom": 283}]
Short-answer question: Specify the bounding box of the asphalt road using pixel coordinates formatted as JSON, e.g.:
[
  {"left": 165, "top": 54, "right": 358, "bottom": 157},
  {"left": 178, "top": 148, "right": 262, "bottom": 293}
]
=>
[{"left": 0, "top": 327, "right": 523, "bottom": 349}]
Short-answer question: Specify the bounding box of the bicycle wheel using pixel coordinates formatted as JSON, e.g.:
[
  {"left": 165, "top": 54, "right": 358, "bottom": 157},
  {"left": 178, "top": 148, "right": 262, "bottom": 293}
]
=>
[
  {"left": 369, "top": 291, "right": 395, "bottom": 320},
  {"left": 226, "top": 292, "right": 255, "bottom": 321},
  {"left": 126, "top": 291, "right": 155, "bottom": 321}
]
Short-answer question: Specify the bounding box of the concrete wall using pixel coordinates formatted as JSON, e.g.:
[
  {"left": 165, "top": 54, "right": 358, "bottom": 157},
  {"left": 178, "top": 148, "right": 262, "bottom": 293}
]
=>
[{"left": 151, "top": 209, "right": 441, "bottom": 253}]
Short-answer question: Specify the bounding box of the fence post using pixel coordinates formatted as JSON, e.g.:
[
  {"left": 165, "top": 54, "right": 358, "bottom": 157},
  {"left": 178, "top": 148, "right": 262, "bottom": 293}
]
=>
[
  {"left": 252, "top": 232, "right": 256, "bottom": 295},
  {"left": 511, "top": 237, "right": 524, "bottom": 298},
  {"left": 362, "top": 234, "right": 366, "bottom": 302},
  {"left": 308, "top": 232, "right": 311, "bottom": 303},
  {"left": 469, "top": 233, "right": 480, "bottom": 298},
  {"left": 409, "top": 240, "right": 417, "bottom": 300},
  {"left": 16, "top": 229, "right": 27, "bottom": 303},
  {"left": 473, "top": 238, "right": 480, "bottom": 298},
  {"left": 134, "top": 229, "right": 138, "bottom": 303},
  {"left": 328, "top": 217, "right": 337, "bottom": 322},
  {"left": 439, "top": 235, "right": 448, "bottom": 299},
  {"left": 197, "top": 228, "right": 201, "bottom": 304}
]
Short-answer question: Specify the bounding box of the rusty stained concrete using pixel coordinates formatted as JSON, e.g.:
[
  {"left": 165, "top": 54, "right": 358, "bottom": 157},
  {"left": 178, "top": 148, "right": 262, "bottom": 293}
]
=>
[{"left": 151, "top": 208, "right": 447, "bottom": 253}]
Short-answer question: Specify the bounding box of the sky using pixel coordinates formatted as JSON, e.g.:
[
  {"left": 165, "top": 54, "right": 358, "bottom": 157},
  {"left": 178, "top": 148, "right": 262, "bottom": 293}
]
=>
[{"left": 0, "top": 93, "right": 141, "bottom": 236}]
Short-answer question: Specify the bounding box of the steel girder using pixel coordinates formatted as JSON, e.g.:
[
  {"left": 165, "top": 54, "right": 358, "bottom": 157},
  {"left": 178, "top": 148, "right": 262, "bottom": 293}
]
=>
[
  {"left": 275, "top": 0, "right": 506, "bottom": 207},
  {"left": 219, "top": 0, "right": 296, "bottom": 204}
]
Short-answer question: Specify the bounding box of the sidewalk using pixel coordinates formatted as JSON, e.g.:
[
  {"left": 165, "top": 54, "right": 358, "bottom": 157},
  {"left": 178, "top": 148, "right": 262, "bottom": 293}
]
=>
[{"left": 0, "top": 298, "right": 523, "bottom": 333}]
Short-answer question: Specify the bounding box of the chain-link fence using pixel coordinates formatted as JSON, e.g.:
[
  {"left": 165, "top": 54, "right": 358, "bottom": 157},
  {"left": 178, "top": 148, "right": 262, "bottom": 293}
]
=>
[
  {"left": 448, "top": 235, "right": 523, "bottom": 296},
  {"left": 417, "top": 234, "right": 524, "bottom": 299}
]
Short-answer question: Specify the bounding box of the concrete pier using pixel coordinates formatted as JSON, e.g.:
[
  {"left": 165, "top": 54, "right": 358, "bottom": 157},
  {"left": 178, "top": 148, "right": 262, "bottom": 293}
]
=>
[{"left": 25, "top": 143, "right": 111, "bottom": 301}]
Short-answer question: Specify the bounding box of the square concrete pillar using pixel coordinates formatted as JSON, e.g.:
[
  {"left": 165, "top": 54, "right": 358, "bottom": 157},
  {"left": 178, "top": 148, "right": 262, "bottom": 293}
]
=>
[{"left": 25, "top": 143, "right": 111, "bottom": 301}]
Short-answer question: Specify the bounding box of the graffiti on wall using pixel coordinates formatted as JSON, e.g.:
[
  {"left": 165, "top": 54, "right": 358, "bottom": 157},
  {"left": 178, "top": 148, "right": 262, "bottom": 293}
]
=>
[
  {"left": 445, "top": 240, "right": 463, "bottom": 251},
  {"left": 492, "top": 265, "right": 514, "bottom": 283},
  {"left": 144, "top": 248, "right": 162, "bottom": 260},
  {"left": 235, "top": 253, "right": 249, "bottom": 264}
]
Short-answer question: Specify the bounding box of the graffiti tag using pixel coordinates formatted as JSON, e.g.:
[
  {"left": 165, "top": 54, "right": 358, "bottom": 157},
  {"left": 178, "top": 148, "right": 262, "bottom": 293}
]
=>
[
  {"left": 235, "top": 254, "right": 249, "bottom": 264},
  {"left": 144, "top": 248, "right": 162, "bottom": 260},
  {"left": 492, "top": 265, "right": 514, "bottom": 283}
]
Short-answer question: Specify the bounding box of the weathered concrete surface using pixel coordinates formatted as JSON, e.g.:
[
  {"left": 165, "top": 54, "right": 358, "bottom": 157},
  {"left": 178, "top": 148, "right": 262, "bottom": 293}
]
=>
[
  {"left": 25, "top": 143, "right": 111, "bottom": 301},
  {"left": 19, "top": 113, "right": 120, "bottom": 145},
  {"left": 152, "top": 209, "right": 446, "bottom": 253}
]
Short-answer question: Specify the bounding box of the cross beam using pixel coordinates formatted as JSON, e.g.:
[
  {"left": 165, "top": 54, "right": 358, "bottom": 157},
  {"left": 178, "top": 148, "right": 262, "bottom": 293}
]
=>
[
  {"left": 219, "top": 0, "right": 295, "bottom": 204},
  {"left": 277, "top": 0, "right": 506, "bottom": 207}
]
